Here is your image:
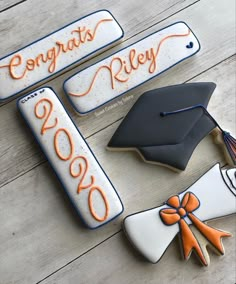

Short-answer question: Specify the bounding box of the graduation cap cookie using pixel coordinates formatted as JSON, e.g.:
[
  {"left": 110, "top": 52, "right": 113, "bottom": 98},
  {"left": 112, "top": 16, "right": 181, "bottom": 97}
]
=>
[{"left": 107, "top": 82, "right": 236, "bottom": 171}]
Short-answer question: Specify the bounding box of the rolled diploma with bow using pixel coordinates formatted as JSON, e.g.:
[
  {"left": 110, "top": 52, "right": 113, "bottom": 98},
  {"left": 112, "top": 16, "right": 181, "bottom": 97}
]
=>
[{"left": 123, "top": 163, "right": 236, "bottom": 265}]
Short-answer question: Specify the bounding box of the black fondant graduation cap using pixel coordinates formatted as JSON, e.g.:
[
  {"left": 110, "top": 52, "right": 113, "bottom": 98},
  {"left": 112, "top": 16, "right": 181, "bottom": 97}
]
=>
[{"left": 107, "top": 82, "right": 236, "bottom": 171}]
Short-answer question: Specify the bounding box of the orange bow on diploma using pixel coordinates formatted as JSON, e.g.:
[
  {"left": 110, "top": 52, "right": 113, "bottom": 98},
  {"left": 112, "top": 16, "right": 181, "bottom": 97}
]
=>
[{"left": 159, "top": 192, "right": 231, "bottom": 266}]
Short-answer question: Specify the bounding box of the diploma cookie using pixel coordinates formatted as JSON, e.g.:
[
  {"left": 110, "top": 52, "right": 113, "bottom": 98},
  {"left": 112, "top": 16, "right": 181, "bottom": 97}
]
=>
[
  {"left": 107, "top": 82, "right": 236, "bottom": 171},
  {"left": 0, "top": 10, "right": 124, "bottom": 101},
  {"left": 63, "top": 21, "right": 200, "bottom": 115},
  {"left": 17, "top": 87, "right": 123, "bottom": 229},
  {"left": 123, "top": 163, "right": 236, "bottom": 265}
]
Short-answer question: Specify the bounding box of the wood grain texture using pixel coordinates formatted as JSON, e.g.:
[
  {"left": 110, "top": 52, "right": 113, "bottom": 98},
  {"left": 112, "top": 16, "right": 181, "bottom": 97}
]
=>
[
  {"left": 0, "top": 0, "right": 25, "bottom": 12},
  {"left": 0, "top": 0, "right": 235, "bottom": 188},
  {"left": 42, "top": 216, "right": 236, "bottom": 284},
  {"left": 0, "top": 0, "right": 196, "bottom": 106},
  {"left": 0, "top": 0, "right": 195, "bottom": 57},
  {"left": 0, "top": 0, "right": 235, "bottom": 283},
  {"left": 0, "top": 56, "right": 235, "bottom": 284}
]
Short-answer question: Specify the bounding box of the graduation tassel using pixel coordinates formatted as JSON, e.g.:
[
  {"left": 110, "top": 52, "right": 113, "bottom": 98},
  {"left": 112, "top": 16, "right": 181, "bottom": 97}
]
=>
[
  {"left": 222, "top": 131, "right": 236, "bottom": 164},
  {"left": 160, "top": 104, "right": 236, "bottom": 166}
]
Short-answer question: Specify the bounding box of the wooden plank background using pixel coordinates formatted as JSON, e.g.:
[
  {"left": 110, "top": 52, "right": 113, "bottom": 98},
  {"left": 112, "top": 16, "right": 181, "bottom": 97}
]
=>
[{"left": 0, "top": 0, "right": 235, "bottom": 283}]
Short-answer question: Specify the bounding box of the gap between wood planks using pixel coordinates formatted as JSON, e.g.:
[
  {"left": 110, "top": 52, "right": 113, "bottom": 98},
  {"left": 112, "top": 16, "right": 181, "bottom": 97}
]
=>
[
  {"left": 35, "top": 157, "right": 228, "bottom": 284},
  {"left": 0, "top": 0, "right": 26, "bottom": 13},
  {"left": 0, "top": 1, "right": 234, "bottom": 283},
  {"left": 36, "top": 230, "right": 122, "bottom": 284},
  {"left": 35, "top": 213, "right": 236, "bottom": 284},
  {"left": 0, "top": 0, "right": 235, "bottom": 188},
  {"left": 0, "top": 0, "right": 200, "bottom": 108},
  {"left": 0, "top": 54, "right": 233, "bottom": 191}
]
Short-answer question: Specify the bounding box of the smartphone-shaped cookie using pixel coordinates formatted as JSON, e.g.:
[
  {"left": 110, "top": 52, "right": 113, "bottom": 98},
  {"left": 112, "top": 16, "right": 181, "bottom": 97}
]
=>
[{"left": 17, "top": 87, "right": 123, "bottom": 229}]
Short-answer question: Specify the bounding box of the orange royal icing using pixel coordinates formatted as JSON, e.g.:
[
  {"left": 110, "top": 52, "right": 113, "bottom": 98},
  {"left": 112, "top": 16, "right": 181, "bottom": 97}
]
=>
[
  {"left": 34, "top": 98, "right": 58, "bottom": 135},
  {"left": 160, "top": 192, "right": 231, "bottom": 265},
  {"left": 88, "top": 186, "right": 110, "bottom": 222},
  {"left": 34, "top": 96, "right": 109, "bottom": 222},
  {"left": 69, "top": 29, "right": 191, "bottom": 97},
  {"left": 70, "top": 155, "right": 95, "bottom": 193},
  {"left": 0, "top": 19, "right": 113, "bottom": 79},
  {"left": 54, "top": 128, "right": 74, "bottom": 161}
]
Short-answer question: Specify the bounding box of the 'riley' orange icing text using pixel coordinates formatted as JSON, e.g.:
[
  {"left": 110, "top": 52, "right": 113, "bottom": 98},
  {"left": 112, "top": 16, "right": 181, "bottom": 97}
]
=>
[
  {"left": 0, "top": 19, "right": 113, "bottom": 80},
  {"left": 69, "top": 30, "right": 191, "bottom": 97}
]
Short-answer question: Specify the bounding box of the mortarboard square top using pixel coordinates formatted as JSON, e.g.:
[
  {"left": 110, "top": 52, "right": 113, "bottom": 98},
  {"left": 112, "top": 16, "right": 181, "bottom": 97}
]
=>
[{"left": 107, "top": 82, "right": 218, "bottom": 171}]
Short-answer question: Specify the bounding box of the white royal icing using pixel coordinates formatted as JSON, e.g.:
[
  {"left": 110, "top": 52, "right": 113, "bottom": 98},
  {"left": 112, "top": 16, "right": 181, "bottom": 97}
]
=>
[
  {"left": 225, "top": 169, "right": 236, "bottom": 195},
  {"left": 17, "top": 87, "right": 123, "bottom": 229},
  {"left": 64, "top": 22, "right": 200, "bottom": 115},
  {"left": 0, "top": 10, "right": 123, "bottom": 101},
  {"left": 123, "top": 164, "right": 236, "bottom": 263}
]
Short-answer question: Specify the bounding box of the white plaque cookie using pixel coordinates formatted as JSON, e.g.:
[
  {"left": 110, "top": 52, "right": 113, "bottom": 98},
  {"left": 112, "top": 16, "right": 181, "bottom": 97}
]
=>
[
  {"left": 64, "top": 22, "right": 200, "bottom": 115},
  {"left": 17, "top": 87, "right": 123, "bottom": 229},
  {"left": 0, "top": 10, "right": 124, "bottom": 101}
]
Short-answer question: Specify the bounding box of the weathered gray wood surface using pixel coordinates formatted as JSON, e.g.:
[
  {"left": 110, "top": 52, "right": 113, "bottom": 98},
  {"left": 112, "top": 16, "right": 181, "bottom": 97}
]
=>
[
  {"left": 42, "top": 216, "right": 236, "bottom": 284},
  {"left": 0, "top": 0, "right": 24, "bottom": 12},
  {"left": 0, "top": 0, "right": 196, "bottom": 58},
  {"left": 0, "top": 0, "right": 235, "bottom": 283},
  {"left": 0, "top": 0, "right": 235, "bottom": 188}
]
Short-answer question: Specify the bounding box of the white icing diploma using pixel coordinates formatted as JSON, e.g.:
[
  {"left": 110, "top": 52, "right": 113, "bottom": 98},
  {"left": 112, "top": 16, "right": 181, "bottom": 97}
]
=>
[
  {"left": 123, "top": 164, "right": 236, "bottom": 263},
  {"left": 64, "top": 22, "right": 200, "bottom": 115},
  {"left": 17, "top": 87, "right": 123, "bottom": 229},
  {"left": 0, "top": 10, "right": 123, "bottom": 101}
]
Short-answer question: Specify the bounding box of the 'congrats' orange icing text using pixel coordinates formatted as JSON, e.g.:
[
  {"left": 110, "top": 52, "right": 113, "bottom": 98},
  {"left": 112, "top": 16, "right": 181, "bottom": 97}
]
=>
[{"left": 0, "top": 19, "right": 113, "bottom": 80}]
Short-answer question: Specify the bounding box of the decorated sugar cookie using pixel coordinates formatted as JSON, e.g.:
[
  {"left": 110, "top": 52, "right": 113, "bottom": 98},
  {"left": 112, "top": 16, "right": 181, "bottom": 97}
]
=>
[
  {"left": 17, "top": 87, "right": 123, "bottom": 229},
  {"left": 0, "top": 10, "right": 123, "bottom": 101},
  {"left": 107, "top": 82, "right": 236, "bottom": 171},
  {"left": 63, "top": 22, "right": 200, "bottom": 115},
  {"left": 123, "top": 163, "right": 236, "bottom": 265}
]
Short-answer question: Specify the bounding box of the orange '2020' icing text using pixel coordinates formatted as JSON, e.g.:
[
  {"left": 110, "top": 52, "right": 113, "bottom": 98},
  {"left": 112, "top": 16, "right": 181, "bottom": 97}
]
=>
[{"left": 34, "top": 98, "right": 109, "bottom": 222}]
